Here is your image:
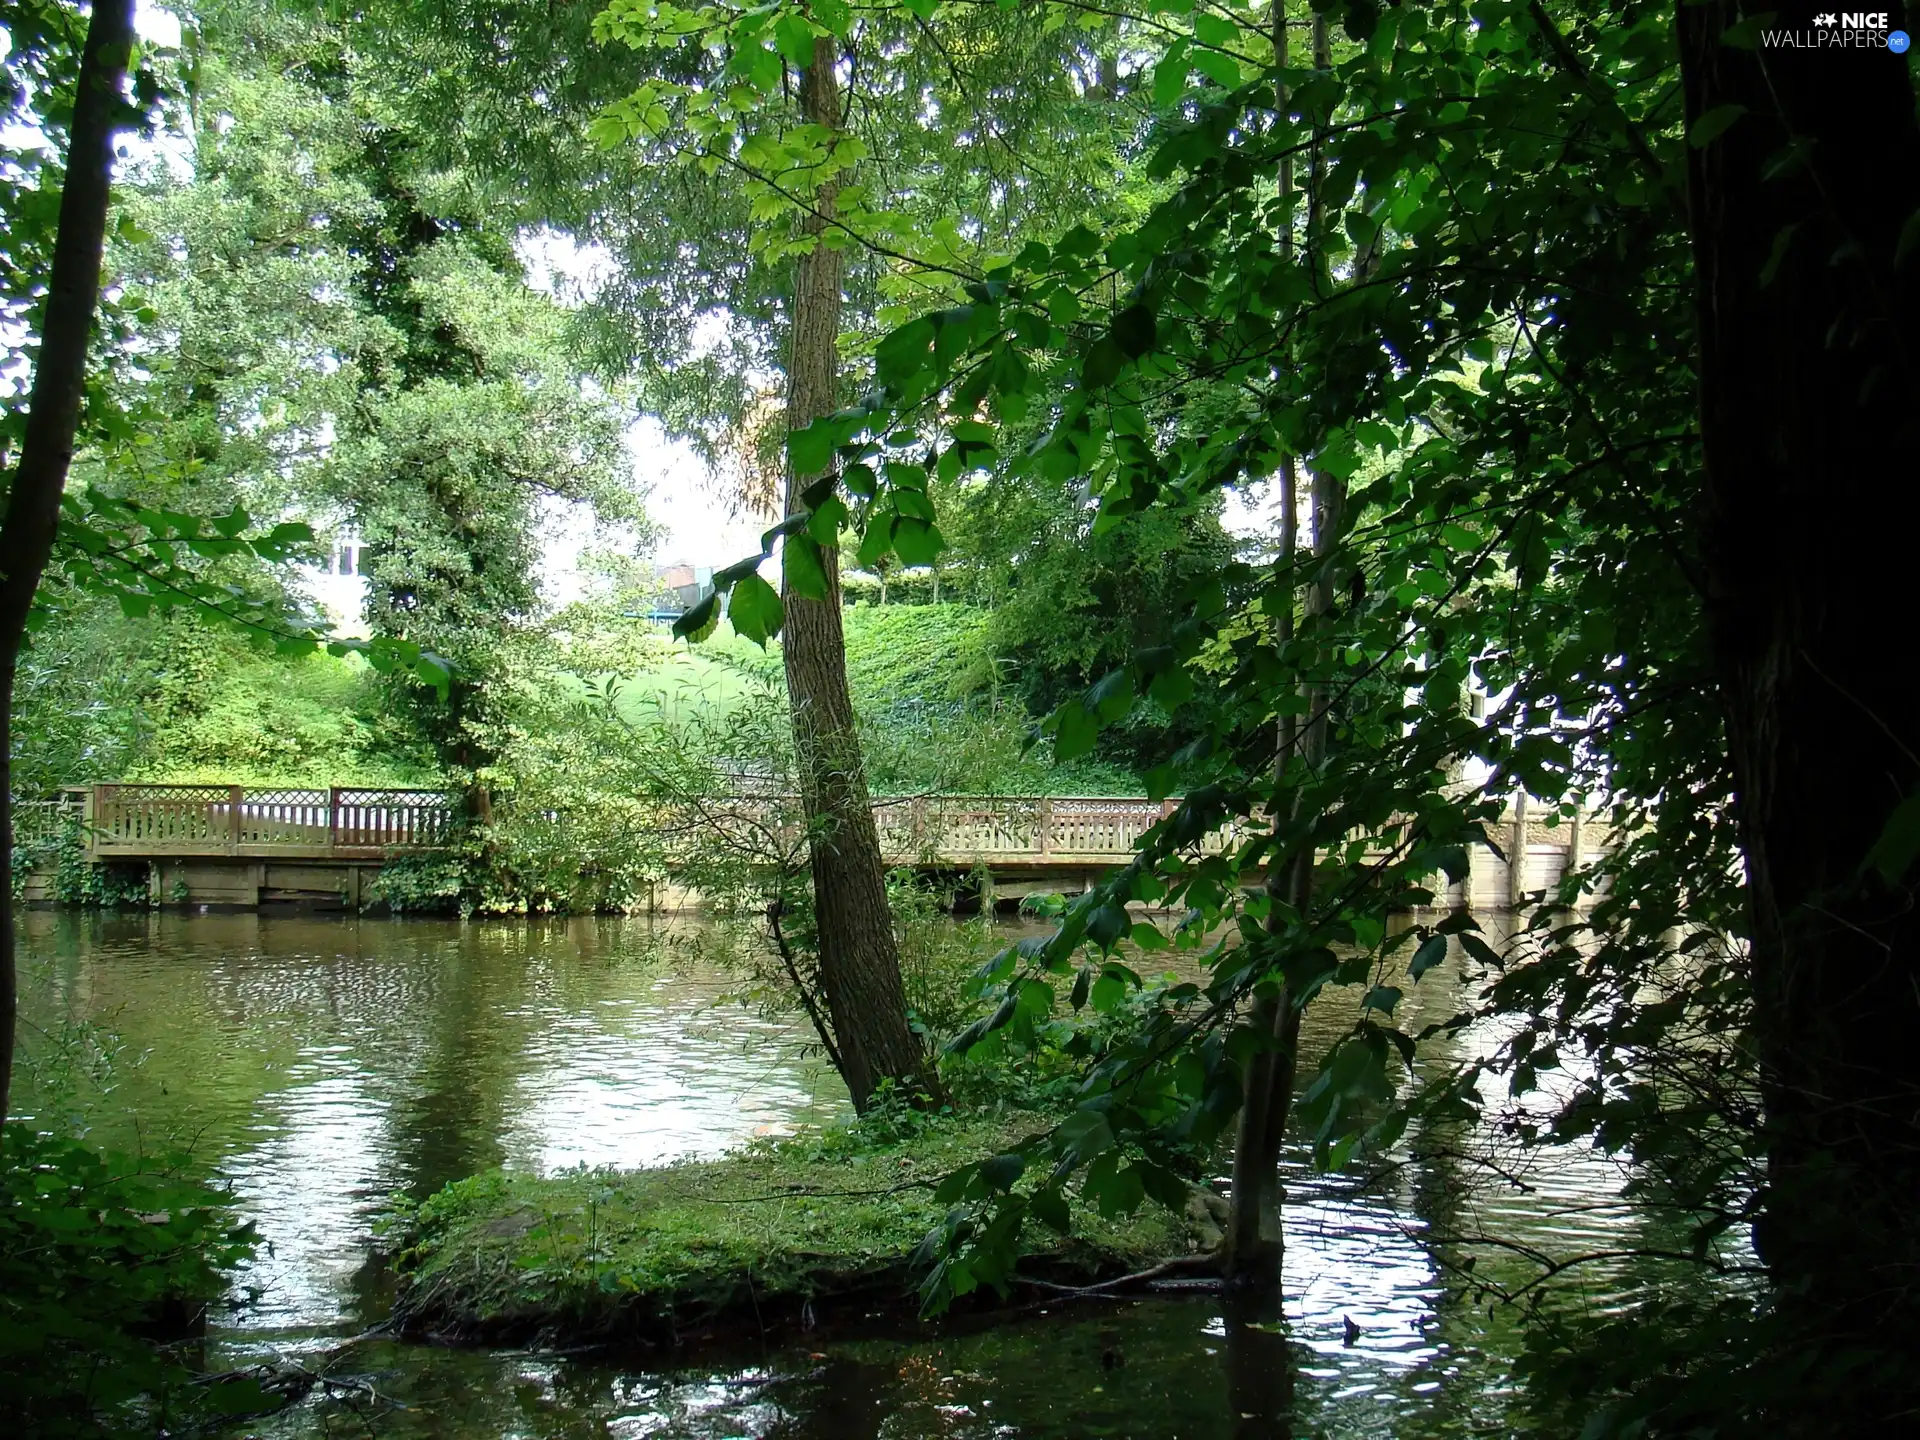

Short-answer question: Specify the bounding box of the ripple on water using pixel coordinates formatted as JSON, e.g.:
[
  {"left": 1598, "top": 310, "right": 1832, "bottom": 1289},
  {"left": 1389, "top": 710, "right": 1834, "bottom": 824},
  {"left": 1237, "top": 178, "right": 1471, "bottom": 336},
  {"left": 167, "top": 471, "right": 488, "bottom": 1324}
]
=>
[{"left": 15, "top": 911, "right": 1669, "bottom": 1438}]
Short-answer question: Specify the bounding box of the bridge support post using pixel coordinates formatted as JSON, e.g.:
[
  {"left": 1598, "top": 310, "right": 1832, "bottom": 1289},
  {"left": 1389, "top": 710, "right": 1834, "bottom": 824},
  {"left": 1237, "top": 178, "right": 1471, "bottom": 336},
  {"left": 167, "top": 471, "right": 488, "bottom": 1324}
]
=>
[
  {"left": 1507, "top": 791, "right": 1529, "bottom": 910},
  {"left": 228, "top": 785, "right": 243, "bottom": 853},
  {"left": 1037, "top": 797, "right": 1053, "bottom": 861}
]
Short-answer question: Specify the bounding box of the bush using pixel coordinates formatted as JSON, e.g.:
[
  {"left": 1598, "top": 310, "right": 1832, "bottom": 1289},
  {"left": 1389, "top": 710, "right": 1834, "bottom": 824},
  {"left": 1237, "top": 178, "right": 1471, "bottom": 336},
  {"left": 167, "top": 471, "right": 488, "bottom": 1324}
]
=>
[
  {"left": 0, "top": 1125, "right": 266, "bottom": 1437},
  {"left": 11, "top": 812, "right": 149, "bottom": 907}
]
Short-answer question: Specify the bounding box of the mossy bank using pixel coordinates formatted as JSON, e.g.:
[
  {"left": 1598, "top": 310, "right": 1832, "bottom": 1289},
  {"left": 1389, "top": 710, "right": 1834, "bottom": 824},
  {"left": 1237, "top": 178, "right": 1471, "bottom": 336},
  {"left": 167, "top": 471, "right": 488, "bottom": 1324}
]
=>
[{"left": 384, "top": 1111, "right": 1210, "bottom": 1348}]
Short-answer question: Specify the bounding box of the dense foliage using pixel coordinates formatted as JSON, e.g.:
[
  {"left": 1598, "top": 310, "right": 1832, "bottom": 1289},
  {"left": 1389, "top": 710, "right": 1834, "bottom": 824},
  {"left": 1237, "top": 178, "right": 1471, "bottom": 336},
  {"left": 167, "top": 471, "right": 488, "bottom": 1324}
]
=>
[
  {"left": 4, "top": 0, "right": 1916, "bottom": 1432},
  {"left": 671, "top": 0, "right": 1918, "bottom": 1432},
  {"left": 0, "top": 1125, "right": 265, "bottom": 1436}
]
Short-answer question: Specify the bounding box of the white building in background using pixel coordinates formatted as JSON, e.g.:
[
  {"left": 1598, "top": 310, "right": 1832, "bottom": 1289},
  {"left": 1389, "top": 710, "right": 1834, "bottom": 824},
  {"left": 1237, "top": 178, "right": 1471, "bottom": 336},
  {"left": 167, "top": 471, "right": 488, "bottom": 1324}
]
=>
[{"left": 304, "top": 535, "right": 369, "bottom": 636}]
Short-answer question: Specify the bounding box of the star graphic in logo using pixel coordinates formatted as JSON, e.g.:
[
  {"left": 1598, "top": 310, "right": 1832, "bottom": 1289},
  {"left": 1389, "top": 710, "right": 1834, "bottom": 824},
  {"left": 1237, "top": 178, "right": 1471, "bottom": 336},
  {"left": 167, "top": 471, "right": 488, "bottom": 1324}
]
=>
[{"left": 1813, "top": 11, "right": 1837, "bottom": 23}]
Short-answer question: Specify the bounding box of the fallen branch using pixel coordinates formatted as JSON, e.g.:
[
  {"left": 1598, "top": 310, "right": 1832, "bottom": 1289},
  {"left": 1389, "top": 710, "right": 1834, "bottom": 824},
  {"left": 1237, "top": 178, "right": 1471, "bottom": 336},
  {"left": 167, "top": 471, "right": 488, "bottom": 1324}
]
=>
[{"left": 1012, "top": 1251, "right": 1221, "bottom": 1302}]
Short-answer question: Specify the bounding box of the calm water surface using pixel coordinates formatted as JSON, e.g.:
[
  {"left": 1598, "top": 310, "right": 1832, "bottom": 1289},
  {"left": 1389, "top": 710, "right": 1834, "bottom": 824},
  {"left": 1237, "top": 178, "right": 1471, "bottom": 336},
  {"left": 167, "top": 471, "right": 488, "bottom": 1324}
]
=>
[{"left": 15, "top": 911, "right": 1648, "bottom": 1438}]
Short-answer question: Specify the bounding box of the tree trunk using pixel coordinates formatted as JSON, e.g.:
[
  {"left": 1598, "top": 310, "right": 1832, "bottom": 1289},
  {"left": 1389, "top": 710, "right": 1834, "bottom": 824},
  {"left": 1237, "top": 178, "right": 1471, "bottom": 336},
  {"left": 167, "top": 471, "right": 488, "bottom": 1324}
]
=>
[
  {"left": 0, "top": 0, "right": 136, "bottom": 1125},
  {"left": 1224, "top": 1, "right": 1330, "bottom": 1291},
  {"left": 782, "top": 36, "right": 931, "bottom": 1114},
  {"left": 1679, "top": 4, "right": 1920, "bottom": 1419}
]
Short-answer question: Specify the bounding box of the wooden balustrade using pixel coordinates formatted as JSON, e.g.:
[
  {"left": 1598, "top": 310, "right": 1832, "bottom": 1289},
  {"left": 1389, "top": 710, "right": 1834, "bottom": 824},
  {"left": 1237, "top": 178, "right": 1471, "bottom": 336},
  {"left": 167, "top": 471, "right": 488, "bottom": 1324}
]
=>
[
  {"left": 60, "top": 781, "right": 1607, "bottom": 912},
  {"left": 87, "top": 784, "right": 457, "bottom": 859},
  {"left": 76, "top": 785, "right": 1200, "bottom": 865}
]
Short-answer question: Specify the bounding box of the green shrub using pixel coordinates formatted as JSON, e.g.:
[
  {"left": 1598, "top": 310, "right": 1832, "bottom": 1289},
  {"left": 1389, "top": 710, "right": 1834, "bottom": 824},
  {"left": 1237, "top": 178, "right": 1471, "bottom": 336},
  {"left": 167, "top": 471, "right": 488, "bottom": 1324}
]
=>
[
  {"left": 0, "top": 1125, "right": 266, "bottom": 1437},
  {"left": 10, "top": 813, "right": 149, "bottom": 907}
]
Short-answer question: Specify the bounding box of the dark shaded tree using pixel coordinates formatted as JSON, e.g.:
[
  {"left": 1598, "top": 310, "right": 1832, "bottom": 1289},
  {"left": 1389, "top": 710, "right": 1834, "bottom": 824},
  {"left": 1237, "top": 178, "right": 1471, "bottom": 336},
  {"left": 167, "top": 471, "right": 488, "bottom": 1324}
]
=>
[
  {"left": 1679, "top": 7, "right": 1920, "bottom": 1423},
  {"left": 0, "top": 0, "right": 135, "bottom": 1121}
]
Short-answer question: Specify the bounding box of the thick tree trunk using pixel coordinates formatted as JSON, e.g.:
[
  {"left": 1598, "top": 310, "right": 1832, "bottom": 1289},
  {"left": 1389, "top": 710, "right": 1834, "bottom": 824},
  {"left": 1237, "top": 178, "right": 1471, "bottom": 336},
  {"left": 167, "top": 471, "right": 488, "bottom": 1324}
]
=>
[
  {"left": 782, "top": 37, "right": 931, "bottom": 1114},
  {"left": 0, "top": 0, "right": 136, "bottom": 1125},
  {"left": 1679, "top": 3, "right": 1920, "bottom": 1419}
]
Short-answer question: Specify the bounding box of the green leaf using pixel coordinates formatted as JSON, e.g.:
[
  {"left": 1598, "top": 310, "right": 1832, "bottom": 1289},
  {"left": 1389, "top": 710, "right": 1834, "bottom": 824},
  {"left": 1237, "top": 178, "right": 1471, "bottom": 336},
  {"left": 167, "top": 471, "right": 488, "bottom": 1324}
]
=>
[
  {"left": 784, "top": 533, "right": 829, "bottom": 600},
  {"left": 1137, "top": 1161, "right": 1191, "bottom": 1212},
  {"left": 1688, "top": 104, "right": 1748, "bottom": 150},
  {"left": 1082, "top": 335, "right": 1126, "bottom": 388},
  {"left": 1718, "top": 12, "right": 1775, "bottom": 49},
  {"left": 789, "top": 418, "right": 837, "bottom": 474},
  {"left": 1458, "top": 932, "right": 1503, "bottom": 970},
  {"left": 1129, "top": 921, "right": 1168, "bottom": 951},
  {"left": 1409, "top": 933, "right": 1448, "bottom": 981},
  {"left": 1759, "top": 223, "right": 1798, "bottom": 288},
  {"left": 1057, "top": 1109, "right": 1115, "bottom": 1162},
  {"left": 1192, "top": 48, "right": 1241, "bottom": 88},
  {"left": 1086, "top": 666, "right": 1135, "bottom": 721},
  {"left": 892, "top": 517, "right": 946, "bottom": 567},
  {"left": 1029, "top": 1186, "right": 1072, "bottom": 1234},
  {"left": 1089, "top": 1159, "right": 1146, "bottom": 1218},
  {"left": 1864, "top": 790, "right": 1920, "bottom": 883},
  {"left": 739, "top": 40, "right": 782, "bottom": 94},
  {"left": 1148, "top": 666, "right": 1195, "bottom": 711},
  {"left": 706, "top": 563, "right": 758, "bottom": 601},
  {"left": 1154, "top": 38, "right": 1191, "bottom": 105},
  {"left": 415, "top": 652, "right": 453, "bottom": 696},
  {"left": 856, "top": 513, "right": 897, "bottom": 569},
  {"left": 1112, "top": 304, "right": 1157, "bottom": 359},
  {"left": 935, "top": 1164, "right": 976, "bottom": 1204},
  {"left": 1896, "top": 209, "right": 1920, "bottom": 270},
  {"left": 875, "top": 318, "right": 936, "bottom": 386},
  {"left": 1056, "top": 224, "right": 1103, "bottom": 258},
  {"left": 773, "top": 13, "right": 816, "bottom": 67},
  {"left": 979, "top": 1151, "right": 1026, "bottom": 1192},
  {"left": 1087, "top": 902, "right": 1130, "bottom": 951},
  {"left": 1363, "top": 984, "right": 1403, "bottom": 1016},
  {"left": 1053, "top": 698, "right": 1098, "bottom": 761},
  {"left": 1192, "top": 12, "right": 1239, "bottom": 47},
  {"left": 807, "top": 493, "right": 850, "bottom": 542},
  {"left": 726, "top": 572, "right": 784, "bottom": 645}
]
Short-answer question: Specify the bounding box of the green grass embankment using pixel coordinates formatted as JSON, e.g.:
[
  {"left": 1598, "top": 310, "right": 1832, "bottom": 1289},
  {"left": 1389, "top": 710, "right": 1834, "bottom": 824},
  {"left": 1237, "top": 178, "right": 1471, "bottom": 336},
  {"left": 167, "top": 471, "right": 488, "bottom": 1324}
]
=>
[{"left": 385, "top": 1111, "right": 1208, "bottom": 1347}]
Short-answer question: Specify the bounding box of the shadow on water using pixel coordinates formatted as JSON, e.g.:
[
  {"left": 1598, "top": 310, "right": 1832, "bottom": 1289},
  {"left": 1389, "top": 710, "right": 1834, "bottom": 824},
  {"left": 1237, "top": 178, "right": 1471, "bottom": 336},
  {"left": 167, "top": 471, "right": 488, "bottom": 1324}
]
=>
[
  {"left": 1222, "top": 1292, "right": 1298, "bottom": 1440},
  {"left": 14, "top": 909, "right": 1661, "bottom": 1437}
]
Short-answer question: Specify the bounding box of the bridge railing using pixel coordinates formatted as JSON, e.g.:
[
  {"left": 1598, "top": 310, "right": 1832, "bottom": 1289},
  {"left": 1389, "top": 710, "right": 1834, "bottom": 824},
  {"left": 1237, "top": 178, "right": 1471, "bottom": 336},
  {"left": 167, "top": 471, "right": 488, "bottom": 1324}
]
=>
[
  {"left": 86, "top": 784, "right": 455, "bottom": 859},
  {"left": 74, "top": 785, "right": 1203, "bottom": 866},
  {"left": 870, "top": 795, "right": 1210, "bottom": 862}
]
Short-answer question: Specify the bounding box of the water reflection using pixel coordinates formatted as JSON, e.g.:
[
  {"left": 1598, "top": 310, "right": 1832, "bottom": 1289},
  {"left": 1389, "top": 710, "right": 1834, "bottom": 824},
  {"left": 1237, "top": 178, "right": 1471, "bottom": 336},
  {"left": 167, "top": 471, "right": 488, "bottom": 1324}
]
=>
[
  {"left": 14, "top": 910, "right": 1655, "bottom": 1438},
  {"left": 16, "top": 911, "right": 843, "bottom": 1338}
]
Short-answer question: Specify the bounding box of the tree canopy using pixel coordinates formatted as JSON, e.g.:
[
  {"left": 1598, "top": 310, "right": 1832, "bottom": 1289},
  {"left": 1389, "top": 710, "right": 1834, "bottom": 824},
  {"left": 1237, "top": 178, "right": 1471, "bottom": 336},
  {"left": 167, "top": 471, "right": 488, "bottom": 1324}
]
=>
[{"left": 4, "top": 0, "right": 1917, "bottom": 1433}]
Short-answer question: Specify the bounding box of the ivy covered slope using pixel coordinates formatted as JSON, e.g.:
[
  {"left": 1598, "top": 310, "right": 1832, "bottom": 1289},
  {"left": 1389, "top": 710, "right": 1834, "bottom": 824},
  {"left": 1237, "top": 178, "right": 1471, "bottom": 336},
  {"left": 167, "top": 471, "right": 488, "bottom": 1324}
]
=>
[{"left": 384, "top": 1110, "right": 1206, "bottom": 1344}]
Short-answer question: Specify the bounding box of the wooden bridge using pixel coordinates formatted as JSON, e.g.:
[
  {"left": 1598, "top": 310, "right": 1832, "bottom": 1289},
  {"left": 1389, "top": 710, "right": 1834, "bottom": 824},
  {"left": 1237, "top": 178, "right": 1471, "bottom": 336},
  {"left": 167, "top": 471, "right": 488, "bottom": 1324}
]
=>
[{"left": 17, "top": 783, "right": 1597, "bottom": 912}]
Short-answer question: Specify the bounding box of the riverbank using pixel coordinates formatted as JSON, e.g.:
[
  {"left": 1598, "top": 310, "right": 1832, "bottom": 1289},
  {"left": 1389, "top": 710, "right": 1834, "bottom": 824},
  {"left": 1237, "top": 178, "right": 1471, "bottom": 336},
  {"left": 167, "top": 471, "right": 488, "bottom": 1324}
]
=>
[{"left": 384, "top": 1110, "right": 1212, "bottom": 1348}]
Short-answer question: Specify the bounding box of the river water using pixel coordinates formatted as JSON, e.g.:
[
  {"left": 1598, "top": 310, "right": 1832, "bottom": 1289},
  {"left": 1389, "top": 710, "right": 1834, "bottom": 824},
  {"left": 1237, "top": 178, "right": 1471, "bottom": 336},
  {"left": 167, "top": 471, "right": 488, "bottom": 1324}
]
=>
[{"left": 14, "top": 910, "right": 1660, "bottom": 1438}]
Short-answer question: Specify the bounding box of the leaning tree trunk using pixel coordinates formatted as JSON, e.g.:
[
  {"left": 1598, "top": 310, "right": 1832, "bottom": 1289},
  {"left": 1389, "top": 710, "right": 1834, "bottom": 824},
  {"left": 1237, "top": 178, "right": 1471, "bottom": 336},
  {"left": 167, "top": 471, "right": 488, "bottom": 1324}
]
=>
[
  {"left": 1679, "top": 4, "right": 1920, "bottom": 1422},
  {"left": 0, "top": 0, "right": 136, "bottom": 1125},
  {"left": 1224, "top": 1, "right": 1333, "bottom": 1291},
  {"left": 780, "top": 36, "right": 931, "bottom": 1113}
]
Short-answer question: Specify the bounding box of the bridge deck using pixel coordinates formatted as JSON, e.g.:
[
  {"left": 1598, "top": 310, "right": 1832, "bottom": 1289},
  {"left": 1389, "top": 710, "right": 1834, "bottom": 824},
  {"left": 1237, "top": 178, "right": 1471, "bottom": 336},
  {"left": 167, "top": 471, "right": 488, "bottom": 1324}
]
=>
[
  {"left": 18, "top": 783, "right": 1602, "bottom": 911},
  {"left": 34, "top": 785, "right": 1196, "bottom": 868}
]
